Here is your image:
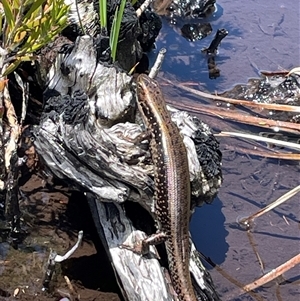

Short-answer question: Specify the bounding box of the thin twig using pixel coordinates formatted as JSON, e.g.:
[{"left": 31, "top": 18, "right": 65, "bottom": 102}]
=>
[
  {"left": 161, "top": 77, "right": 300, "bottom": 113},
  {"left": 136, "top": 0, "right": 154, "bottom": 17},
  {"left": 64, "top": 275, "right": 77, "bottom": 296},
  {"left": 239, "top": 185, "right": 300, "bottom": 228},
  {"left": 164, "top": 97, "right": 300, "bottom": 134},
  {"left": 217, "top": 131, "right": 300, "bottom": 151},
  {"left": 43, "top": 231, "right": 83, "bottom": 290},
  {"left": 149, "top": 48, "right": 167, "bottom": 79},
  {"left": 243, "top": 253, "right": 300, "bottom": 291},
  {"left": 55, "top": 230, "right": 83, "bottom": 262},
  {"left": 199, "top": 253, "right": 264, "bottom": 301},
  {"left": 223, "top": 144, "right": 300, "bottom": 160},
  {"left": 75, "top": 0, "right": 86, "bottom": 35}
]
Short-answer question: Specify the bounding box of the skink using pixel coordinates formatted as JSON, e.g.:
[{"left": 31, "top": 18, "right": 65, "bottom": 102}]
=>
[{"left": 136, "top": 74, "right": 197, "bottom": 301}]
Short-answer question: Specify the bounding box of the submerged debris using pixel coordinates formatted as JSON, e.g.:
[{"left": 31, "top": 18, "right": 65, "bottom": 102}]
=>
[
  {"left": 202, "top": 28, "right": 228, "bottom": 55},
  {"left": 43, "top": 231, "right": 83, "bottom": 290},
  {"left": 153, "top": 0, "right": 216, "bottom": 18},
  {"left": 221, "top": 72, "right": 300, "bottom": 122},
  {"left": 181, "top": 23, "right": 212, "bottom": 41}
]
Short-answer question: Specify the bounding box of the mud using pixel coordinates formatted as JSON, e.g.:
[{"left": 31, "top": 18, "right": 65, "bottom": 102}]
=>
[{"left": 0, "top": 175, "right": 121, "bottom": 301}]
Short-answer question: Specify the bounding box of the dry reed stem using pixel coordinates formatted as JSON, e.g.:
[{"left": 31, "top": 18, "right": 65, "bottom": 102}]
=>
[
  {"left": 161, "top": 77, "right": 300, "bottom": 113},
  {"left": 239, "top": 185, "right": 300, "bottom": 227},
  {"left": 165, "top": 95, "right": 300, "bottom": 134},
  {"left": 149, "top": 48, "right": 167, "bottom": 79},
  {"left": 223, "top": 144, "right": 300, "bottom": 160},
  {"left": 243, "top": 253, "right": 300, "bottom": 291},
  {"left": 218, "top": 131, "right": 300, "bottom": 151}
]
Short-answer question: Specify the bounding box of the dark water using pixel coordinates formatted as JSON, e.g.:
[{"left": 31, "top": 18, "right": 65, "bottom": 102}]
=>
[
  {"left": 154, "top": 1, "right": 300, "bottom": 300},
  {"left": 153, "top": 0, "right": 299, "bottom": 92}
]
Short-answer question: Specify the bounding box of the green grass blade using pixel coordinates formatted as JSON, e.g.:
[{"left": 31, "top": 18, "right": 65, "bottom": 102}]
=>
[
  {"left": 23, "top": 0, "right": 46, "bottom": 21},
  {"left": 109, "top": 7, "right": 119, "bottom": 61},
  {"left": 99, "top": 0, "right": 107, "bottom": 29},
  {"left": 0, "top": 13, "right": 3, "bottom": 34},
  {"left": 110, "top": 0, "right": 126, "bottom": 62},
  {"left": 2, "top": 0, "right": 15, "bottom": 29},
  {"left": 3, "top": 60, "right": 22, "bottom": 76}
]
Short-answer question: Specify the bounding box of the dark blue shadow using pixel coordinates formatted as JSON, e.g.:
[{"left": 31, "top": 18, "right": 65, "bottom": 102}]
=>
[{"left": 190, "top": 197, "right": 228, "bottom": 266}]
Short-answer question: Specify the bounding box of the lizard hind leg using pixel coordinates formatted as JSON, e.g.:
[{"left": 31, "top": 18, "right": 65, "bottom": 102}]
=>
[{"left": 120, "top": 231, "right": 168, "bottom": 256}]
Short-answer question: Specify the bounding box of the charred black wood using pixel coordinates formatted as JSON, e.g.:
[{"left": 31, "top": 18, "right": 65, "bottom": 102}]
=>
[
  {"left": 181, "top": 23, "right": 212, "bottom": 42},
  {"left": 202, "top": 28, "right": 228, "bottom": 55},
  {"left": 207, "top": 56, "right": 220, "bottom": 79},
  {"left": 137, "top": 8, "right": 162, "bottom": 52},
  {"left": 0, "top": 287, "right": 10, "bottom": 298},
  {"left": 220, "top": 73, "right": 300, "bottom": 123},
  {"left": 112, "top": 1, "right": 142, "bottom": 71},
  {"left": 153, "top": 0, "right": 216, "bottom": 19},
  {"left": 42, "top": 251, "right": 57, "bottom": 290},
  {"left": 92, "top": 0, "right": 162, "bottom": 70},
  {"left": 4, "top": 150, "right": 23, "bottom": 247}
]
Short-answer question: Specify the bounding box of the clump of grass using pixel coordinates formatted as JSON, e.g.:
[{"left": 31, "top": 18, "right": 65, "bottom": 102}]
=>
[
  {"left": 98, "top": 0, "right": 127, "bottom": 63},
  {"left": 99, "top": 0, "right": 107, "bottom": 34}
]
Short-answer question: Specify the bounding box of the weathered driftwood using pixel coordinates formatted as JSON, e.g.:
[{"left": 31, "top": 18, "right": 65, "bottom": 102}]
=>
[
  {"left": 87, "top": 194, "right": 220, "bottom": 301},
  {"left": 0, "top": 46, "right": 29, "bottom": 229},
  {"left": 34, "top": 34, "right": 222, "bottom": 300}
]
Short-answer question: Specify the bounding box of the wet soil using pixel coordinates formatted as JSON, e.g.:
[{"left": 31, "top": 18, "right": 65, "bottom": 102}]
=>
[{"left": 0, "top": 175, "right": 121, "bottom": 301}]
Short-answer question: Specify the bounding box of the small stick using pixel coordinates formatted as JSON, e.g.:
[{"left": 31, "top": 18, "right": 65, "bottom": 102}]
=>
[
  {"left": 54, "top": 230, "right": 83, "bottom": 262},
  {"left": 161, "top": 77, "right": 300, "bottom": 113},
  {"left": 43, "top": 231, "right": 83, "bottom": 289},
  {"left": 199, "top": 253, "right": 264, "bottom": 301},
  {"left": 64, "top": 275, "right": 77, "bottom": 296},
  {"left": 136, "top": 0, "right": 154, "bottom": 17},
  {"left": 202, "top": 28, "right": 228, "bottom": 55},
  {"left": 164, "top": 91, "right": 300, "bottom": 134},
  {"left": 222, "top": 144, "right": 300, "bottom": 161},
  {"left": 243, "top": 253, "right": 300, "bottom": 291},
  {"left": 238, "top": 185, "right": 300, "bottom": 228},
  {"left": 149, "top": 48, "right": 167, "bottom": 79},
  {"left": 218, "top": 131, "right": 300, "bottom": 151}
]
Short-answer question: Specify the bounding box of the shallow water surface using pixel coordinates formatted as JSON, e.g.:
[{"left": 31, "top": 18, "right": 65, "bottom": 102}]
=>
[
  {"left": 154, "top": 1, "right": 299, "bottom": 300},
  {"left": 154, "top": 0, "right": 299, "bottom": 92}
]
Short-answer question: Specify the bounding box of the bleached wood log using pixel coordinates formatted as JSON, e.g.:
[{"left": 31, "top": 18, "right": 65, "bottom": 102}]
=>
[
  {"left": 87, "top": 193, "right": 220, "bottom": 301},
  {"left": 34, "top": 35, "right": 222, "bottom": 300}
]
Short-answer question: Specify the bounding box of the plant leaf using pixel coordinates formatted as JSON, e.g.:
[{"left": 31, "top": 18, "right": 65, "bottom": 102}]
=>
[
  {"left": 110, "top": 0, "right": 126, "bottom": 62},
  {"left": 1, "top": 0, "right": 15, "bottom": 29},
  {"left": 23, "top": 0, "right": 46, "bottom": 21},
  {"left": 3, "top": 60, "right": 21, "bottom": 76},
  {"left": 110, "top": 7, "right": 119, "bottom": 61},
  {"left": 99, "top": 0, "right": 107, "bottom": 29}
]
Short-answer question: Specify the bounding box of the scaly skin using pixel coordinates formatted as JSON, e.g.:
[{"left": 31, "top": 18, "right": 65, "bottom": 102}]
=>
[{"left": 136, "top": 74, "right": 197, "bottom": 301}]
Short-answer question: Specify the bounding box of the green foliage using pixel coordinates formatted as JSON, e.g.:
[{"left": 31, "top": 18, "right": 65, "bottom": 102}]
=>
[
  {"left": 99, "top": 0, "right": 107, "bottom": 30},
  {"left": 109, "top": 0, "right": 126, "bottom": 62},
  {"left": 0, "top": 0, "right": 70, "bottom": 76},
  {"left": 98, "top": 0, "right": 127, "bottom": 62}
]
